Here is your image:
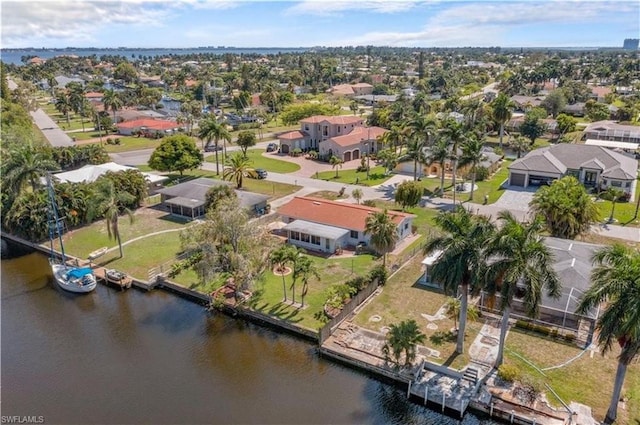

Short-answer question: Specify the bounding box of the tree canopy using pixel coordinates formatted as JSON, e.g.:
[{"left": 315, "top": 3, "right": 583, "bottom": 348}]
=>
[{"left": 148, "top": 135, "right": 203, "bottom": 176}]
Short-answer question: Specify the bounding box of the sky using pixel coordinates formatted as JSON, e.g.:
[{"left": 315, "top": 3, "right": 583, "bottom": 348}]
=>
[{"left": 1, "top": 0, "right": 639, "bottom": 49}]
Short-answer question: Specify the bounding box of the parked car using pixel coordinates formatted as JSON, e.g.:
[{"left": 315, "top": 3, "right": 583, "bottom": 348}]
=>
[
  {"left": 204, "top": 144, "right": 223, "bottom": 152},
  {"left": 254, "top": 168, "right": 268, "bottom": 179},
  {"left": 266, "top": 143, "right": 278, "bottom": 152}
]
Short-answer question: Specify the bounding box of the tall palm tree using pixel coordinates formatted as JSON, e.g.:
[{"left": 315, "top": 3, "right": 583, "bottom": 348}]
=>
[
  {"left": 293, "top": 255, "right": 320, "bottom": 308},
  {"left": 484, "top": 211, "right": 561, "bottom": 366},
  {"left": 509, "top": 134, "right": 530, "bottom": 159},
  {"left": 198, "top": 117, "right": 231, "bottom": 175},
  {"left": 269, "top": 244, "right": 299, "bottom": 302},
  {"left": 491, "top": 93, "right": 514, "bottom": 148},
  {"left": 405, "top": 137, "right": 427, "bottom": 181},
  {"left": 425, "top": 135, "right": 450, "bottom": 196},
  {"left": 223, "top": 152, "right": 257, "bottom": 189},
  {"left": 577, "top": 244, "right": 640, "bottom": 424},
  {"left": 459, "top": 135, "right": 486, "bottom": 202},
  {"left": 102, "top": 89, "right": 123, "bottom": 125},
  {"left": 365, "top": 210, "right": 398, "bottom": 269},
  {"left": 4, "top": 143, "right": 59, "bottom": 194},
  {"left": 90, "top": 179, "right": 135, "bottom": 258},
  {"left": 424, "top": 207, "right": 496, "bottom": 354},
  {"left": 441, "top": 119, "right": 466, "bottom": 205},
  {"left": 602, "top": 187, "right": 625, "bottom": 224},
  {"left": 55, "top": 91, "right": 73, "bottom": 125}
]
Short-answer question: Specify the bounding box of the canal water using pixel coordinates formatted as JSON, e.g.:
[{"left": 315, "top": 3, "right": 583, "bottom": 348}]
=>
[{"left": 2, "top": 252, "right": 496, "bottom": 425}]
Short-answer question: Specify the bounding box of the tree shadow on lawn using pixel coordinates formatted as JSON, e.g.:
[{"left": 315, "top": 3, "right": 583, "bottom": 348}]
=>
[{"left": 442, "top": 350, "right": 463, "bottom": 368}]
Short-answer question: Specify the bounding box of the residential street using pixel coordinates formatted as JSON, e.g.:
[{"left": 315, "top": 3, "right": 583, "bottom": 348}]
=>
[{"left": 30, "top": 108, "right": 75, "bottom": 147}]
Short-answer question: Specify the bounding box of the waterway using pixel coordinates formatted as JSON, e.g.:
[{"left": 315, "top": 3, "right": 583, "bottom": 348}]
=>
[{"left": 2, "top": 252, "right": 496, "bottom": 425}]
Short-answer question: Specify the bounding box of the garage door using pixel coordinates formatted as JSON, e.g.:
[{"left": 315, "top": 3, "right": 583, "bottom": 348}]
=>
[{"left": 510, "top": 173, "right": 526, "bottom": 186}]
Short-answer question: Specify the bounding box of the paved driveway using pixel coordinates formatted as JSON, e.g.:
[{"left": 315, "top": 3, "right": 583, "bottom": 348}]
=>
[{"left": 492, "top": 186, "right": 538, "bottom": 211}]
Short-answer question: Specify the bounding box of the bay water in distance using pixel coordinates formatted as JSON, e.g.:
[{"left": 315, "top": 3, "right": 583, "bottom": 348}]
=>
[{"left": 2, "top": 252, "right": 497, "bottom": 425}]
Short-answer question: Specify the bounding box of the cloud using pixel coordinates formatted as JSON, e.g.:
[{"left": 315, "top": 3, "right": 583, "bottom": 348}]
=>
[
  {"left": 284, "top": 0, "right": 423, "bottom": 16},
  {"left": 327, "top": 1, "right": 638, "bottom": 47},
  {"left": 1, "top": 1, "right": 173, "bottom": 46}
]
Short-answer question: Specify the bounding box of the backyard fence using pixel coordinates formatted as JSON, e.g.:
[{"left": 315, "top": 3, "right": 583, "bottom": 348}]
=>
[{"left": 318, "top": 278, "right": 380, "bottom": 344}]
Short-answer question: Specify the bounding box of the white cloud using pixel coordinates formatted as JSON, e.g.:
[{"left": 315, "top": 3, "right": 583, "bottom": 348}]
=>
[
  {"left": 284, "top": 0, "right": 423, "bottom": 16},
  {"left": 327, "top": 1, "right": 638, "bottom": 47}
]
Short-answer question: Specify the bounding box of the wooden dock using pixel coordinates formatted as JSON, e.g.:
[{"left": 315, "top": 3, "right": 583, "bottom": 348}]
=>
[{"left": 94, "top": 267, "right": 132, "bottom": 290}]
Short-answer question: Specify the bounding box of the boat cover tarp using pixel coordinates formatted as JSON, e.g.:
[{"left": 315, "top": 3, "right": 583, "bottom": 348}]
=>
[{"left": 67, "top": 267, "right": 94, "bottom": 278}]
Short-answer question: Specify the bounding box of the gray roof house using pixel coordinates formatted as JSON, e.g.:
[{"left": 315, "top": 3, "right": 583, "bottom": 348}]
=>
[
  {"left": 508, "top": 144, "right": 638, "bottom": 199},
  {"left": 583, "top": 120, "right": 640, "bottom": 144},
  {"left": 157, "top": 178, "right": 270, "bottom": 219}
]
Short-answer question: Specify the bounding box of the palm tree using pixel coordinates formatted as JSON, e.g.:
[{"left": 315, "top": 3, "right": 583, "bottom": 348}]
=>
[
  {"left": 269, "top": 244, "right": 299, "bottom": 302},
  {"left": 102, "top": 89, "right": 123, "bottom": 125},
  {"left": 329, "top": 155, "right": 343, "bottom": 178},
  {"left": 405, "top": 137, "right": 427, "bottom": 181},
  {"left": 484, "top": 211, "right": 561, "bottom": 366},
  {"left": 491, "top": 93, "right": 514, "bottom": 148},
  {"left": 441, "top": 119, "right": 466, "bottom": 205},
  {"left": 4, "top": 143, "right": 59, "bottom": 194},
  {"left": 509, "top": 134, "right": 530, "bottom": 159},
  {"left": 459, "top": 135, "right": 486, "bottom": 202},
  {"left": 293, "top": 255, "right": 320, "bottom": 308},
  {"left": 444, "top": 297, "right": 479, "bottom": 332},
  {"left": 90, "top": 179, "right": 135, "bottom": 258},
  {"left": 425, "top": 135, "right": 450, "bottom": 196},
  {"left": 424, "top": 206, "right": 495, "bottom": 354},
  {"left": 382, "top": 319, "right": 426, "bottom": 366},
  {"left": 223, "top": 152, "right": 257, "bottom": 189},
  {"left": 198, "top": 117, "right": 231, "bottom": 175},
  {"left": 602, "top": 187, "right": 624, "bottom": 224},
  {"left": 364, "top": 210, "right": 398, "bottom": 269},
  {"left": 576, "top": 244, "right": 640, "bottom": 424},
  {"left": 55, "top": 92, "right": 73, "bottom": 125}
]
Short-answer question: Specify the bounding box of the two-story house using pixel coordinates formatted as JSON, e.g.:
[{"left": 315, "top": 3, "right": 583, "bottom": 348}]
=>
[
  {"left": 278, "top": 115, "right": 386, "bottom": 162},
  {"left": 277, "top": 197, "right": 416, "bottom": 254}
]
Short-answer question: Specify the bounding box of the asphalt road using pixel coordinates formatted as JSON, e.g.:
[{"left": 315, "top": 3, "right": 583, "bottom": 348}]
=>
[{"left": 30, "top": 108, "right": 75, "bottom": 147}]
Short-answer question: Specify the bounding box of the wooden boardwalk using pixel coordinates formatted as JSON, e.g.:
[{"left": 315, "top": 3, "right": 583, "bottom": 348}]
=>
[{"left": 94, "top": 267, "right": 132, "bottom": 290}]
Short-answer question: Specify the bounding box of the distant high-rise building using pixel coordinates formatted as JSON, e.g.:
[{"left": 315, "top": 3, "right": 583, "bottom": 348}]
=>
[{"left": 623, "top": 38, "right": 639, "bottom": 50}]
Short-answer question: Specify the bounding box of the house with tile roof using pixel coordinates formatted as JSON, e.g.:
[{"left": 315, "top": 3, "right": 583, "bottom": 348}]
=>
[
  {"left": 277, "top": 197, "right": 416, "bottom": 254},
  {"left": 583, "top": 120, "right": 640, "bottom": 144},
  {"left": 116, "top": 118, "right": 183, "bottom": 137},
  {"left": 508, "top": 144, "right": 638, "bottom": 199},
  {"left": 277, "top": 115, "right": 386, "bottom": 162},
  {"left": 327, "top": 83, "right": 374, "bottom": 97}
]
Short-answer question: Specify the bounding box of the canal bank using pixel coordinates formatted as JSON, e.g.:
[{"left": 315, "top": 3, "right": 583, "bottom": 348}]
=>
[{"left": 1, "top": 232, "right": 598, "bottom": 424}]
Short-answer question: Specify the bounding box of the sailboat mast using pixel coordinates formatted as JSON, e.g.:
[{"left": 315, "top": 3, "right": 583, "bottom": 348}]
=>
[{"left": 46, "top": 174, "right": 67, "bottom": 263}]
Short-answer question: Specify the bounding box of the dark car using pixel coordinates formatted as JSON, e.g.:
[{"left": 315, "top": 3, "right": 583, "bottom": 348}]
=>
[
  {"left": 204, "top": 144, "right": 223, "bottom": 152},
  {"left": 266, "top": 143, "right": 278, "bottom": 152},
  {"left": 254, "top": 168, "right": 268, "bottom": 179}
]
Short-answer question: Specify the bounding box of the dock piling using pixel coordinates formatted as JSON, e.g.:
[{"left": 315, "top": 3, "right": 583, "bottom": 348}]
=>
[
  {"left": 510, "top": 410, "right": 515, "bottom": 424},
  {"left": 441, "top": 393, "right": 445, "bottom": 413},
  {"left": 407, "top": 381, "right": 412, "bottom": 399},
  {"left": 490, "top": 402, "right": 495, "bottom": 417},
  {"left": 423, "top": 386, "right": 428, "bottom": 405}
]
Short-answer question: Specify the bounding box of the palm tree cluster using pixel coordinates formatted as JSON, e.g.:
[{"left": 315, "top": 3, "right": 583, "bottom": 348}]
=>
[{"left": 269, "top": 244, "right": 320, "bottom": 308}]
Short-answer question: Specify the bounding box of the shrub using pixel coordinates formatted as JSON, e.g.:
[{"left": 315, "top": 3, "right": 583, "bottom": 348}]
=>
[
  {"left": 346, "top": 275, "right": 368, "bottom": 291},
  {"left": 493, "top": 147, "right": 504, "bottom": 157},
  {"left": 564, "top": 333, "right": 576, "bottom": 343},
  {"left": 498, "top": 364, "right": 520, "bottom": 382},
  {"left": 362, "top": 200, "right": 377, "bottom": 207},
  {"left": 475, "top": 166, "right": 490, "bottom": 181},
  {"left": 368, "top": 264, "right": 388, "bottom": 285}
]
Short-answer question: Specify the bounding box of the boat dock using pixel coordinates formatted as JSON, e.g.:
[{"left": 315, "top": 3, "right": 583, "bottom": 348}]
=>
[{"left": 94, "top": 267, "right": 132, "bottom": 290}]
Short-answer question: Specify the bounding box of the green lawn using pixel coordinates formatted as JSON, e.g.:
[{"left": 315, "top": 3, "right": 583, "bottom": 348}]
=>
[
  {"left": 594, "top": 182, "right": 640, "bottom": 226},
  {"left": 206, "top": 149, "right": 301, "bottom": 173},
  {"left": 505, "top": 329, "right": 640, "bottom": 424},
  {"left": 314, "top": 166, "right": 390, "bottom": 186},
  {"left": 247, "top": 253, "right": 378, "bottom": 330},
  {"left": 417, "top": 160, "right": 511, "bottom": 205},
  {"left": 101, "top": 136, "right": 163, "bottom": 153}
]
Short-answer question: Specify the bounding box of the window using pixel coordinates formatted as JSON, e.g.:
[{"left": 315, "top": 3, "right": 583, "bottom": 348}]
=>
[
  {"left": 626, "top": 182, "right": 631, "bottom": 188},
  {"left": 301, "top": 233, "right": 310, "bottom": 243},
  {"left": 350, "top": 230, "right": 358, "bottom": 239},
  {"left": 290, "top": 231, "right": 300, "bottom": 241},
  {"left": 337, "top": 126, "right": 341, "bottom": 133},
  {"left": 404, "top": 223, "right": 409, "bottom": 230},
  {"left": 305, "top": 125, "right": 309, "bottom": 131},
  {"left": 611, "top": 180, "right": 622, "bottom": 187},
  {"left": 311, "top": 235, "right": 321, "bottom": 245}
]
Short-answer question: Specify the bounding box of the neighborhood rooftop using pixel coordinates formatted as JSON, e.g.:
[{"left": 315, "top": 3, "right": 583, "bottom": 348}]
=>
[{"left": 276, "top": 196, "right": 415, "bottom": 232}]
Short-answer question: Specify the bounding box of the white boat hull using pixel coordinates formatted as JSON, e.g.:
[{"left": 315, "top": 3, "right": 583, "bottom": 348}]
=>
[{"left": 51, "top": 263, "right": 97, "bottom": 293}]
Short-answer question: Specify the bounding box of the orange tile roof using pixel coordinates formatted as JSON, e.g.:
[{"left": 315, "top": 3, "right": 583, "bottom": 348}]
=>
[
  {"left": 277, "top": 196, "right": 414, "bottom": 232},
  {"left": 300, "top": 115, "right": 363, "bottom": 125},
  {"left": 330, "top": 126, "right": 387, "bottom": 147},
  {"left": 279, "top": 130, "right": 306, "bottom": 140},
  {"left": 116, "top": 119, "right": 179, "bottom": 131},
  {"left": 85, "top": 92, "right": 103, "bottom": 98}
]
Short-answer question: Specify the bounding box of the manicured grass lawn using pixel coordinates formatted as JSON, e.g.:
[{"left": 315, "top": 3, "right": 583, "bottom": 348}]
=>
[
  {"left": 205, "top": 149, "right": 301, "bottom": 173},
  {"left": 594, "top": 181, "right": 640, "bottom": 226},
  {"left": 101, "top": 136, "right": 162, "bottom": 153},
  {"left": 239, "top": 178, "right": 301, "bottom": 199},
  {"left": 505, "top": 329, "right": 640, "bottom": 423},
  {"left": 417, "top": 160, "right": 511, "bottom": 205},
  {"left": 70, "top": 131, "right": 109, "bottom": 141},
  {"left": 352, "top": 254, "right": 480, "bottom": 370},
  {"left": 56, "top": 210, "right": 188, "bottom": 259},
  {"left": 247, "top": 253, "right": 379, "bottom": 331},
  {"left": 314, "top": 166, "right": 389, "bottom": 186},
  {"left": 306, "top": 190, "right": 349, "bottom": 201}
]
